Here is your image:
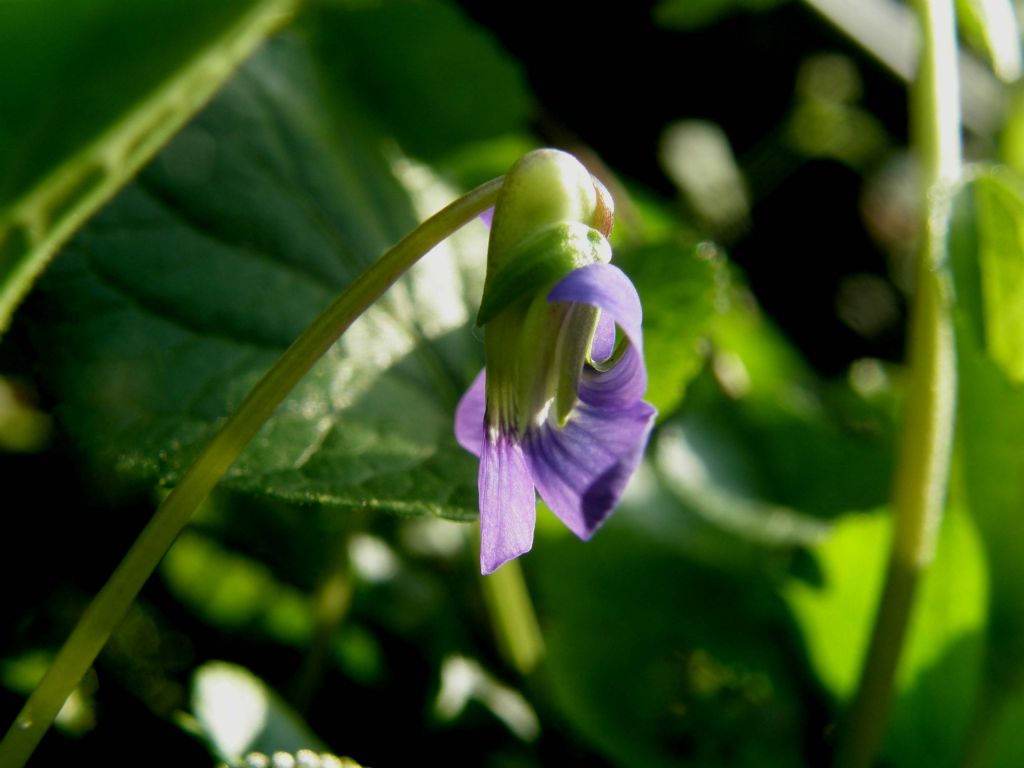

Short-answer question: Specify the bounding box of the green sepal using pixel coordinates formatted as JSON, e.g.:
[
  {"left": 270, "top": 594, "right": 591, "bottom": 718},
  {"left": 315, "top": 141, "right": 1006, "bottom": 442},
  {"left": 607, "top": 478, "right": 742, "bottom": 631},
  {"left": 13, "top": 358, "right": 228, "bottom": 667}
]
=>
[
  {"left": 486, "top": 149, "right": 602, "bottom": 275},
  {"left": 554, "top": 303, "right": 600, "bottom": 426},
  {"left": 476, "top": 222, "right": 610, "bottom": 326}
]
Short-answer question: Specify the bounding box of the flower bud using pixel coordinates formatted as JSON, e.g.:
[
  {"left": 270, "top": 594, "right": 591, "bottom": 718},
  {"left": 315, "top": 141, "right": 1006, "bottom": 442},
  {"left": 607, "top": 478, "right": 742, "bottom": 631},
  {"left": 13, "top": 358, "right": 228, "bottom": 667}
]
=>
[{"left": 485, "top": 149, "right": 610, "bottom": 280}]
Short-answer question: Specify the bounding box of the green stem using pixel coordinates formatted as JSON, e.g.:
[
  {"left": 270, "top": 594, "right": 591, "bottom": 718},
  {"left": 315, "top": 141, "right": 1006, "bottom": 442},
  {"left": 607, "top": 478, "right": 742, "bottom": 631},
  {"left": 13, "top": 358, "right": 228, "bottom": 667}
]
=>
[
  {"left": 833, "top": 1, "right": 960, "bottom": 766},
  {"left": 480, "top": 555, "right": 545, "bottom": 675},
  {"left": 293, "top": 532, "right": 354, "bottom": 711},
  {"left": 0, "top": 176, "right": 503, "bottom": 768}
]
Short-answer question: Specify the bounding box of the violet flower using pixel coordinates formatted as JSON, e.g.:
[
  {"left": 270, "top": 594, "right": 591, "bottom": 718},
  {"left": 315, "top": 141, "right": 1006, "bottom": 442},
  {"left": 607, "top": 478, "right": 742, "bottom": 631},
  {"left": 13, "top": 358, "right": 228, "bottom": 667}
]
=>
[{"left": 455, "top": 150, "right": 656, "bottom": 574}]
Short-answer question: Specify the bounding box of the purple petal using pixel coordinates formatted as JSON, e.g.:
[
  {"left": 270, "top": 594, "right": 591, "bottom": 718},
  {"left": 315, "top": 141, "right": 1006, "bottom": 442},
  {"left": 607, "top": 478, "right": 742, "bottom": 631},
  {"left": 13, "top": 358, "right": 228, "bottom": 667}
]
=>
[
  {"left": 548, "top": 264, "right": 644, "bottom": 353},
  {"left": 479, "top": 433, "right": 537, "bottom": 574},
  {"left": 591, "top": 312, "right": 616, "bottom": 363},
  {"left": 479, "top": 207, "right": 494, "bottom": 228},
  {"left": 524, "top": 399, "right": 656, "bottom": 540},
  {"left": 579, "top": 345, "right": 645, "bottom": 408},
  {"left": 455, "top": 369, "right": 486, "bottom": 457},
  {"left": 548, "top": 263, "right": 647, "bottom": 408}
]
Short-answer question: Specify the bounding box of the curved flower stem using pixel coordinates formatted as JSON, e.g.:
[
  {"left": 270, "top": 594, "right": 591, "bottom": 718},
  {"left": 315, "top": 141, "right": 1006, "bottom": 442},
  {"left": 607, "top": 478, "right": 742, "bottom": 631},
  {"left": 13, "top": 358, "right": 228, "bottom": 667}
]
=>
[
  {"left": 0, "top": 176, "right": 504, "bottom": 768},
  {"left": 832, "top": 1, "right": 960, "bottom": 766}
]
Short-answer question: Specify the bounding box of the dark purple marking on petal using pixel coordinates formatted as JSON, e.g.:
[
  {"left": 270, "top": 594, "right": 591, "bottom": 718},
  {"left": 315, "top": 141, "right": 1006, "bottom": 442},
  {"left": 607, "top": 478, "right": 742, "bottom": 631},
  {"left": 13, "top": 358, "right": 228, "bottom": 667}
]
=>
[
  {"left": 548, "top": 263, "right": 644, "bottom": 353},
  {"left": 591, "top": 311, "right": 615, "bottom": 363},
  {"left": 455, "top": 369, "right": 486, "bottom": 457},
  {"left": 524, "top": 398, "right": 656, "bottom": 540},
  {"left": 479, "top": 432, "right": 537, "bottom": 574}
]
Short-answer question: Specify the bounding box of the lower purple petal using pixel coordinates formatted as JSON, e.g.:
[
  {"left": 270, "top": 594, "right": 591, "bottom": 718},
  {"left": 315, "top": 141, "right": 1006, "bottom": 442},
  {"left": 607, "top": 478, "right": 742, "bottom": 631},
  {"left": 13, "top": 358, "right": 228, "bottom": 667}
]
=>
[
  {"left": 479, "top": 433, "right": 537, "bottom": 574},
  {"left": 455, "top": 369, "right": 486, "bottom": 457},
  {"left": 579, "top": 344, "right": 646, "bottom": 408},
  {"left": 524, "top": 399, "right": 656, "bottom": 540}
]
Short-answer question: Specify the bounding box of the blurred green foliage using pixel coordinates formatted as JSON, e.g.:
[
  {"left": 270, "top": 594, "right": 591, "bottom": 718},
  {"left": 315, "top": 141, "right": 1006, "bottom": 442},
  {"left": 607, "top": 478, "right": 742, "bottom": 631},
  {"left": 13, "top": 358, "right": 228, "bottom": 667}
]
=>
[{"left": 3, "top": 0, "right": 1024, "bottom": 767}]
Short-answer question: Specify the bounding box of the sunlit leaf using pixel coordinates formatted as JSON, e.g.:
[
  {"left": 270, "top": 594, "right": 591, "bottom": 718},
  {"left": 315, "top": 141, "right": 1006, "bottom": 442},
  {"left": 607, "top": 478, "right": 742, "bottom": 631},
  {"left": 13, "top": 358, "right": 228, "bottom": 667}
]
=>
[
  {"left": 956, "top": 170, "right": 1024, "bottom": 382},
  {"left": 949, "top": 171, "right": 1024, "bottom": 705},
  {"left": 22, "top": 37, "right": 488, "bottom": 520},
  {"left": 784, "top": 507, "right": 987, "bottom": 764},
  {"left": 956, "top": 0, "right": 1022, "bottom": 82},
  {"left": 656, "top": 292, "right": 898, "bottom": 524},
  {"left": 190, "top": 661, "right": 326, "bottom": 763},
  {"left": 435, "top": 655, "right": 540, "bottom": 741}
]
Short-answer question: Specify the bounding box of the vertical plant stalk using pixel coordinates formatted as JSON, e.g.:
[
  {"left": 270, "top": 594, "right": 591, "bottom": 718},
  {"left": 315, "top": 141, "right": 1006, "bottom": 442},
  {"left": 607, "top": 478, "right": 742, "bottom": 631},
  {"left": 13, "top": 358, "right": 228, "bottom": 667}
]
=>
[
  {"left": 480, "top": 555, "right": 545, "bottom": 675},
  {"left": 0, "top": 177, "right": 504, "bottom": 768},
  {"left": 293, "top": 533, "right": 354, "bottom": 711},
  {"left": 833, "top": 1, "right": 960, "bottom": 767}
]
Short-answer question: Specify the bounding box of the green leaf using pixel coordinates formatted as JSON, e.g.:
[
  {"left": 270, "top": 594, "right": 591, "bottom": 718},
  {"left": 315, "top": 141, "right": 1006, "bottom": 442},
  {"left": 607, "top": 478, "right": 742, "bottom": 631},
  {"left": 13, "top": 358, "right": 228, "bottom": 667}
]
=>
[
  {"left": 533, "top": 525, "right": 806, "bottom": 768},
  {"left": 661, "top": 378, "right": 897, "bottom": 524},
  {"left": 23, "top": 37, "right": 488, "bottom": 520},
  {"left": 958, "top": 169, "right": 1024, "bottom": 382},
  {"left": 615, "top": 241, "right": 727, "bottom": 416},
  {"left": 654, "top": 422, "right": 832, "bottom": 551},
  {"left": 308, "top": 0, "right": 531, "bottom": 161},
  {"left": 0, "top": 0, "right": 298, "bottom": 332},
  {"left": 476, "top": 222, "right": 609, "bottom": 326},
  {"left": 949, "top": 170, "right": 1024, "bottom": 695},
  {"left": 783, "top": 507, "right": 987, "bottom": 765},
  {"left": 653, "top": 289, "right": 898, "bottom": 523},
  {"left": 956, "top": 0, "right": 1022, "bottom": 82},
  {"left": 973, "top": 688, "right": 1024, "bottom": 767}
]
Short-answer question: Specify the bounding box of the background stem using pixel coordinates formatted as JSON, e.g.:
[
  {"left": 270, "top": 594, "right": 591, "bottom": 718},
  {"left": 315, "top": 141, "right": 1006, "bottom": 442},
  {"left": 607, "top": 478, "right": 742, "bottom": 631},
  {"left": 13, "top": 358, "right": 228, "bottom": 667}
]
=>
[
  {"left": 0, "top": 177, "right": 503, "bottom": 768},
  {"left": 293, "top": 532, "right": 354, "bottom": 711},
  {"left": 480, "top": 555, "right": 545, "bottom": 675},
  {"left": 832, "top": 0, "right": 960, "bottom": 766}
]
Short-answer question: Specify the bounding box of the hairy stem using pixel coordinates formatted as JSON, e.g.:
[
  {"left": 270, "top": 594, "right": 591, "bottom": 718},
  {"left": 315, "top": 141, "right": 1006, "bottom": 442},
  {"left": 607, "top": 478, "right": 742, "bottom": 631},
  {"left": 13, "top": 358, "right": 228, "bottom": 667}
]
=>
[
  {"left": 0, "top": 176, "right": 503, "bottom": 768},
  {"left": 832, "top": 0, "right": 960, "bottom": 766}
]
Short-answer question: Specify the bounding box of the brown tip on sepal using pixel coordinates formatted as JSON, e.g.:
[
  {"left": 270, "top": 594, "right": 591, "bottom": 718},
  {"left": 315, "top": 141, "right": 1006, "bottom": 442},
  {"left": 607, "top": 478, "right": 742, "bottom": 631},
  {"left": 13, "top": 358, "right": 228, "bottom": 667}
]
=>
[{"left": 591, "top": 176, "right": 615, "bottom": 238}]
